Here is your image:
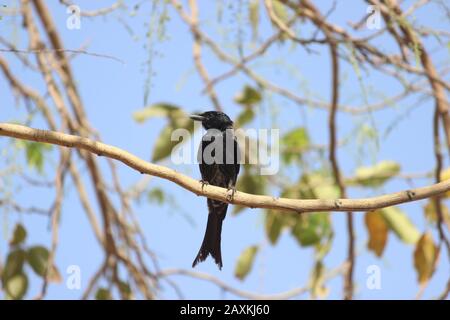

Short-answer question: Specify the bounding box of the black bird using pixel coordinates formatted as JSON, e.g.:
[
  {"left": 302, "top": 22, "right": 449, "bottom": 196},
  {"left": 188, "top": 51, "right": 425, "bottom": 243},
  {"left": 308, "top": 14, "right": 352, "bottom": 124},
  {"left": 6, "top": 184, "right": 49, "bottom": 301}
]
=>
[{"left": 190, "top": 111, "right": 240, "bottom": 270}]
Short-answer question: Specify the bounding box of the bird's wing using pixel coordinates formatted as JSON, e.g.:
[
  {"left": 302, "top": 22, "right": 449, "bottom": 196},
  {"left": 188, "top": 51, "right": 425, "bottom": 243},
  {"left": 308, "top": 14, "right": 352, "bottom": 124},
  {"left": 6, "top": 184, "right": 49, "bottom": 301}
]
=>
[
  {"left": 198, "top": 131, "right": 219, "bottom": 183},
  {"left": 218, "top": 130, "right": 240, "bottom": 187}
]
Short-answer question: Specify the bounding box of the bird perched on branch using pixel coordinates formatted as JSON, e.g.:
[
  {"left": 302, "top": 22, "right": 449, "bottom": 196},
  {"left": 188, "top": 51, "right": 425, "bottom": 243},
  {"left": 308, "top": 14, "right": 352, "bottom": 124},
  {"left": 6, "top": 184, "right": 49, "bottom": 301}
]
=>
[{"left": 190, "top": 111, "right": 241, "bottom": 270}]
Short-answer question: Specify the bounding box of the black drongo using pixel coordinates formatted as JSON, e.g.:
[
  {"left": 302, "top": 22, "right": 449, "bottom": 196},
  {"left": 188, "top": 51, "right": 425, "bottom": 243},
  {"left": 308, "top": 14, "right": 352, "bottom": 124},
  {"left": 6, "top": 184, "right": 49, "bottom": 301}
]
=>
[{"left": 190, "top": 111, "right": 241, "bottom": 270}]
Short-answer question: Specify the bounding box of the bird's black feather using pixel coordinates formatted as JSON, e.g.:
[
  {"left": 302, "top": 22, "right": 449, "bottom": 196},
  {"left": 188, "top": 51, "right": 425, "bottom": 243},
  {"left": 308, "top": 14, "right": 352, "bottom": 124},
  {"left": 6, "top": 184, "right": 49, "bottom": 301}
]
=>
[{"left": 191, "top": 111, "right": 240, "bottom": 269}]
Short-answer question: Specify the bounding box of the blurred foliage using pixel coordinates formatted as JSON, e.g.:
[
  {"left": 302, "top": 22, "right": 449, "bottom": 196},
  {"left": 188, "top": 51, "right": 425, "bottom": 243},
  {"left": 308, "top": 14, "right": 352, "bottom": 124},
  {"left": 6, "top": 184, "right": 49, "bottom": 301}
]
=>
[
  {"left": 281, "top": 128, "right": 310, "bottom": 164},
  {"left": 248, "top": 0, "right": 259, "bottom": 41},
  {"left": 380, "top": 207, "right": 420, "bottom": 244},
  {"left": 439, "top": 168, "right": 450, "bottom": 197},
  {"left": 235, "top": 107, "right": 255, "bottom": 128},
  {"left": 1, "top": 223, "right": 61, "bottom": 299},
  {"left": 233, "top": 164, "right": 267, "bottom": 214},
  {"left": 365, "top": 211, "right": 388, "bottom": 257},
  {"left": 309, "top": 261, "right": 329, "bottom": 299},
  {"left": 16, "top": 141, "right": 53, "bottom": 174},
  {"left": 234, "top": 245, "right": 259, "bottom": 281},
  {"left": 133, "top": 103, "right": 195, "bottom": 162},
  {"left": 352, "top": 161, "right": 400, "bottom": 187},
  {"left": 413, "top": 232, "right": 438, "bottom": 284},
  {"left": 423, "top": 199, "right": 450, "bottom": 225},
  {"left": 292, "top": 213, "right": 332, "bottom": 247},
  {"left": 95, "top": 288, "right": 113, "bottom": 300},
  {"left": 234, "top": 85, "right": 262, "bottom": 106}
]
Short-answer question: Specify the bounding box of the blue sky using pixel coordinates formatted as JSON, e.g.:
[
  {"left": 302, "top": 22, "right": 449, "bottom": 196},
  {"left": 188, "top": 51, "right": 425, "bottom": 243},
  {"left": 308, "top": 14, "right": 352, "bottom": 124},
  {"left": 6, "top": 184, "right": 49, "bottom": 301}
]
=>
[{"left": 0, "top": 0, "right": 449, "bottom": 299}]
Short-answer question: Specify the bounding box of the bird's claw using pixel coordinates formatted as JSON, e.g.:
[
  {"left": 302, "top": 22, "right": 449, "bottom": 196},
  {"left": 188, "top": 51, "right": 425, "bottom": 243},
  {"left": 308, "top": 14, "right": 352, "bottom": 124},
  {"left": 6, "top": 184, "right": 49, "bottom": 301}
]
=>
[
  {"left": 199, "top": 179, "right": 209, "bottom": 190},
  {"left": 226, "top": 186, "right": 236, "bottom": 203}
]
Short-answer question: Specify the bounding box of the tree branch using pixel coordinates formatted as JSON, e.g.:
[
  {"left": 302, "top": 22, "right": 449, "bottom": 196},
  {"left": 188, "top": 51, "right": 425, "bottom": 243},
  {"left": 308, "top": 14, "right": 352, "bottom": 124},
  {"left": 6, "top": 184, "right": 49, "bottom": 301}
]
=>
[{"left": 1, "top": 122, "right": 450, "bottom": 213}]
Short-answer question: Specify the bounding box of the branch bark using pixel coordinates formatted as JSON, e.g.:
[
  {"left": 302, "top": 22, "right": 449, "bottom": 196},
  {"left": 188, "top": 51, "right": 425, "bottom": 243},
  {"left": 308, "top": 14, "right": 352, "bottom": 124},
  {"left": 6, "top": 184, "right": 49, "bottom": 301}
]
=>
[{"left": 1, "top": 122, "right": 450, "bottom": 214}]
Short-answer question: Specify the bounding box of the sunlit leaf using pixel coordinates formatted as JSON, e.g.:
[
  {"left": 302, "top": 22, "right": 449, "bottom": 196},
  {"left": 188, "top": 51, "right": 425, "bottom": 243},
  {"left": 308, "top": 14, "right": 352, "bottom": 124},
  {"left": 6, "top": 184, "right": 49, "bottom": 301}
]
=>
[
  {"left": 365, "top": 211, "right": 388, "bottom": 257},
  {"left": 10, "top": 223, "right": 27, "bottom": 246},
  {"left": 380, "top": 207, "right": 420, "bottom": 244},
  {"left": 272, "top": 0, "right": 288, "bottom": 23},
  {"left": 234, "top": 85, "right": 262, "bottom": 106},
  {"left": 132, "top": 103, "right": 178, "bottom": 123},
  {"left": 354, "top": 161, "right": 400, "bottom": 187},
  {"left": 414, "top": 232, "right": 438, "bottom": 283},
  {"left": 300, "top": 171, "right": 339, "bottom": 199},
  {"left": 282, "top": 128, "right": 309, "bottom": 164},
  {"left": 26, "top": 246, "right": 49, "bottom": 277},
  {"left": 234, "top": 245, "right": 259, "bottom": 281},
  {"left": 292, "top": 213, "right": 331, "bottom": 247},
  {"left": 95, "top": 288, "right": 113, "bottom": 300},
  {"left": 5, "top": 272, "right": 28, "bottom": 300}
]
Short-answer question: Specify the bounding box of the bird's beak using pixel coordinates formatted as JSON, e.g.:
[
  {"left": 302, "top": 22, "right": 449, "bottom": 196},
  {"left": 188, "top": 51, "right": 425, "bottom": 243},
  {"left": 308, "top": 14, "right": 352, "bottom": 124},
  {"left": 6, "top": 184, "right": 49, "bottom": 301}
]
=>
[{"left": 189, "top": 114, "right": 205, "bottom": 122}]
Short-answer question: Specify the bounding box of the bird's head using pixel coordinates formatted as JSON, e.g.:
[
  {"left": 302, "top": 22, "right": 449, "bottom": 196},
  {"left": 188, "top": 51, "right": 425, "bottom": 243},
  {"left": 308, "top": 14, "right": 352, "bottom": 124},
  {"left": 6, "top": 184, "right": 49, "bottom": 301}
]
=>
[{"left": 190, "top": 111, "right": 233, "bottom": 130}]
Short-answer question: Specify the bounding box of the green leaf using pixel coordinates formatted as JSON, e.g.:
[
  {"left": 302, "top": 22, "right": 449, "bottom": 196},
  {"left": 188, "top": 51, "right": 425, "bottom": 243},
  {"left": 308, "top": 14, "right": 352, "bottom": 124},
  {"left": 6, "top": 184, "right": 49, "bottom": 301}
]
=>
[
  {"left": 234, "top": 85, "right": 262, "bottom": 106},
  {"left": 118, "top": 281, "right": 132, "bottom": 300},
  {"left": 133, "top": 103, "right": 196, "bottom": 162},
  {"left": 282, "top": 128, "right": 309, "bottom": 164},
  {"left": 10, "top": 223, "right": 27, "bottom": 246},
  {"left": 249, "top": 0, "right": 259, "bottom": 41},
  {"left": 132, "top": 103, "right": 179, "bottom": 123},
  {"left": 5, "top": 272, "right": 28, "bottom": 300},
  {"left": 26, "top": 246, "right": 49, "bottom": 277},
  {"left": 380, "top": 207, "right": 420, "bottom": 244},
  {"left": 265, "top": 211, "right": 284, "bottom": 245},
  {"left": 24, "top": 142, "right": 52, "bottom": 173},
  {"left": 148, "top": 188, "right": 165, "bottom": 204},
  {"left": 95, "top": 288, "right": 112, "bottom": 300},
  {"left": 235, "top": 107, "right": 255, "bottom": 127},
  {"left": 264, "top": 187, "right": 299, "bottom": 243},
  {"left": 354, "top": 161, "right": 400, "bottom": 187},
  {"left": 234, "top": 245, "right": 259, "bottom": 281},
  {"left": 2, "top": 249, "right": 26, "bottom": 282},
  {"left": 152, "top": 109, "right": 195, "bottom": 162},
  {"left": 233, "top": 165, "right": 266, "bottom": 214},
  {"left": 292, "top": 213, "right": 331, "bottom": 247},
  {"left": 152, "top": 122, "right": 193, "bottom": 162}
]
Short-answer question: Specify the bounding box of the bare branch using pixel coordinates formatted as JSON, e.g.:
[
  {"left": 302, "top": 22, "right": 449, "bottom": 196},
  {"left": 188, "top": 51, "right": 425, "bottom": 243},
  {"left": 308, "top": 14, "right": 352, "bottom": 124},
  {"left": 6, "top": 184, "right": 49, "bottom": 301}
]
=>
[{"left": 1, "top": 122, "right": 450, "bottom": 214}]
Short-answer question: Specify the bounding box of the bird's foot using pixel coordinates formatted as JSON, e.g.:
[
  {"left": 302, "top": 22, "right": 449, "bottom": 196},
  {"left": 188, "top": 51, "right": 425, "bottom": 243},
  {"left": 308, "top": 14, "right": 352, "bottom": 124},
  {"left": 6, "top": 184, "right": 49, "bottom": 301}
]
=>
[
  {"left": 226, "top": 186, "right": 236, "bottom": 203},
  {"left": 199, "top": 179, "right": 209, "bottom": 190}
]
